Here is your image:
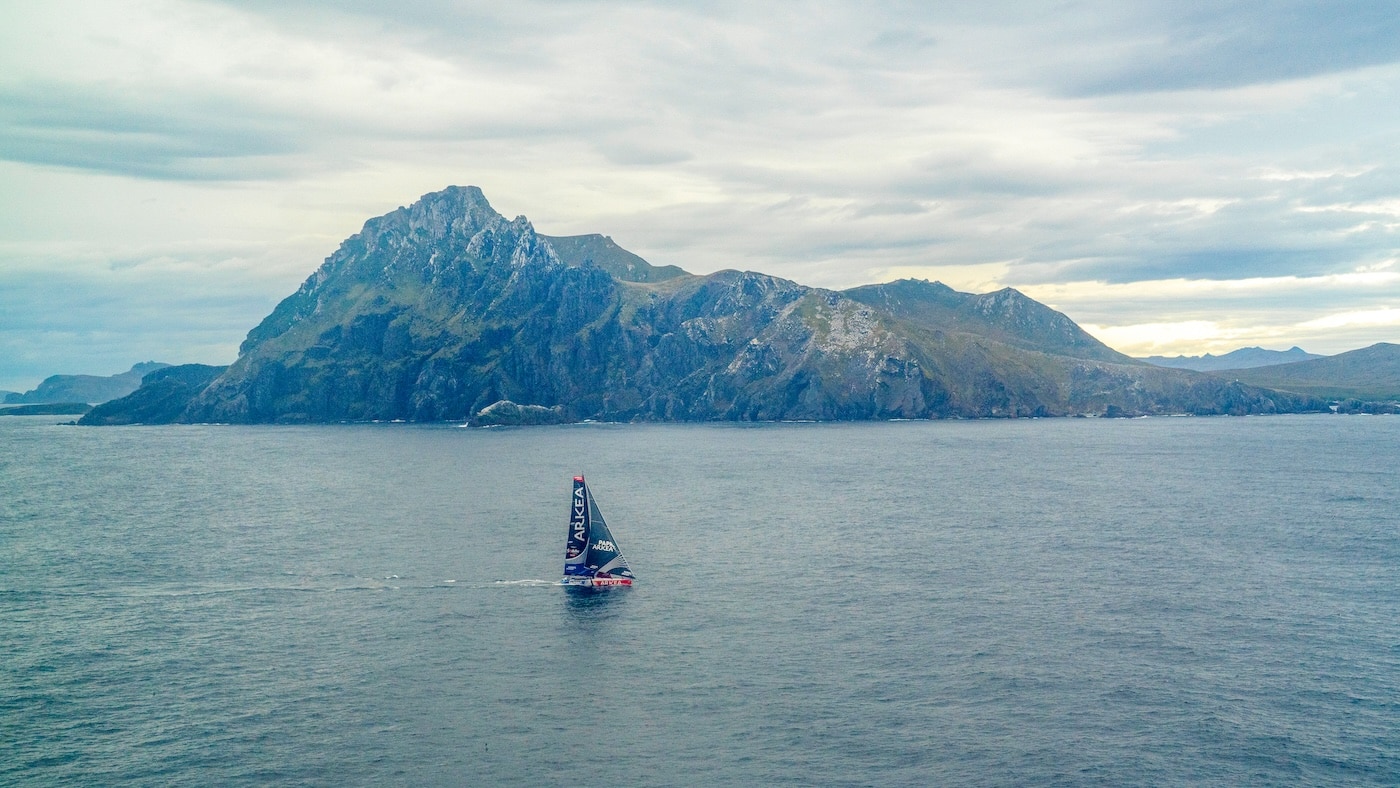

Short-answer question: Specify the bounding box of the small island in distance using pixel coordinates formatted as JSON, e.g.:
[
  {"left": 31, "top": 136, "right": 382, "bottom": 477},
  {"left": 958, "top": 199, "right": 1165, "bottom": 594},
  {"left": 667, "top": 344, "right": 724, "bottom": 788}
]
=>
[{"left": 66, "top": 186, "right": 1399, "bottom": 425}]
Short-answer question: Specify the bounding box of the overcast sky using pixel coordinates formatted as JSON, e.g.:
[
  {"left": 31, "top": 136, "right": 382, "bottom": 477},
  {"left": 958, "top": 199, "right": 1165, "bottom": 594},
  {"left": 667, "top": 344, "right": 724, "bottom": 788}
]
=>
[{"left": 3, "top": 0, "right": 1399, "bottom": 391}]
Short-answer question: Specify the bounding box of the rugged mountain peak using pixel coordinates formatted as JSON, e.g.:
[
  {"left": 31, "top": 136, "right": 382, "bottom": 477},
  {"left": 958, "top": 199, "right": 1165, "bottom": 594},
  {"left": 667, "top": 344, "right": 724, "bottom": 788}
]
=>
[
  {"left": 970, "top": 288, "right": 1080, "bottom": 332},
  {"left": 969, "top": 287, "right": 1070, "bottom": 331},
  {"left": 317, "top": 185, "right": 530, "bottom": 282},
  {"left": 238, "top": 187, "right": 564, "bottom": 357},
  {"left": 971, "top": 286, "right": 1030, "bottom": 310},
  {"left": 360, "top": 185, "right": 501, "bottom": 246}
]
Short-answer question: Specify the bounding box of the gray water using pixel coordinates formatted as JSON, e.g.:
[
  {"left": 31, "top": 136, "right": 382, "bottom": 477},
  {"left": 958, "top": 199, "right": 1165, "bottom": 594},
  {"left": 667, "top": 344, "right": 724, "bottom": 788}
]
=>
[{"left": 3, "top": 415, "right": 1398, "bottom": 785}]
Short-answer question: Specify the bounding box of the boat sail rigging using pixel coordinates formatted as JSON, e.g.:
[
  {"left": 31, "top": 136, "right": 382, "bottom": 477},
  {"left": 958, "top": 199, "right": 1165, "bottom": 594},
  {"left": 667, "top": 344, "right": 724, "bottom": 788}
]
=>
[{"left": 562, "top": 475, "right": 635, "bottom": 588}]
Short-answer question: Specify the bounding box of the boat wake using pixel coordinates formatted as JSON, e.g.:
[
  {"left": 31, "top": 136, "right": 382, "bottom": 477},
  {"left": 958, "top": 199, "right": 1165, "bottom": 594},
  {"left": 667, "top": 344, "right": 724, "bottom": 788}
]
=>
[{"left": 9, "top": 575, "right": 572, "bottom": 599}]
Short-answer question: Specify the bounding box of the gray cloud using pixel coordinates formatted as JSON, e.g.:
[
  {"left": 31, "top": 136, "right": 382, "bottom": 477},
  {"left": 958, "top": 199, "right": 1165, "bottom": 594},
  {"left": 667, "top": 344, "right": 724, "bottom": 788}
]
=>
[
  {"left": 0, "top": 255, "right": 279, "bottom": 390},
  {"left": 0, "top": 83, "right": 305, "bottom": 180},
  {"left": 1052, "top": 2, "right": 1400, "bottom": 96},
  {"left": 1, "top": 0, "right": 1398, "bottom": 383},
  {"left": 1052, "top": 247, "right": 1362, "bottom": 285}
]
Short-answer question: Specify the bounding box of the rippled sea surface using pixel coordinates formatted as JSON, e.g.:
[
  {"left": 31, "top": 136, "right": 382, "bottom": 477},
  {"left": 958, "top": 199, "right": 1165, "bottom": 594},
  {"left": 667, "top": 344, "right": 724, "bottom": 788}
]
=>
[{"left": 3, "top": 414, "right": 1399, "bottom": 786}]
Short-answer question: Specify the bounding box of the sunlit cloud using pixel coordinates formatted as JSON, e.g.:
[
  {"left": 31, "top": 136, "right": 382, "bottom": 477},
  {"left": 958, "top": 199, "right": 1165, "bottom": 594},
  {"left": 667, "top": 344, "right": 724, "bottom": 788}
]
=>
[
  {"left": 1022, "top": 269, "right": 1400, "bottom": 303},
  {"left": 1301, "top": 308, "right": 1400, "bottom": 331},
  {"left": 1256, "top": 165, "right": 1377, "bottom": 182},
  {"left": 1299, "top": 200, "right": 1400, "bottom": 218},
  {"left": 1080, "top": 320, "right": 1236, "bottom": 356},
  {"left": 1025, "top": 269, "right": 1400, "bottom": 355}
]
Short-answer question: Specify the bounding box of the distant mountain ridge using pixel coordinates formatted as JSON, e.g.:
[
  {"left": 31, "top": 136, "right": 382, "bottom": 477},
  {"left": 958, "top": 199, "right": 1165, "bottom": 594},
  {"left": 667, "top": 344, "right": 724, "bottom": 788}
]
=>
[
  {"left": 1142, "top": 346, "right": 1323, "bottom": 371},
  {"left": 1213, "top": 343, "right": 1400, "bottom": 401},
  {"left": 84, "top": 186, "right": 1327, "bottom": 425},
  {"left": 4, "top": 362, "right": 169, "bottom": 405}
]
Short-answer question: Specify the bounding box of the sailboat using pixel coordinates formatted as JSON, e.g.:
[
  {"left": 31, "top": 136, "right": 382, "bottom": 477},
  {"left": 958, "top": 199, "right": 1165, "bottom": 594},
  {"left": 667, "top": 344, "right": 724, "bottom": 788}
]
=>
[{"left": 561, "top": 475, "right": 635, "bottom": 588}]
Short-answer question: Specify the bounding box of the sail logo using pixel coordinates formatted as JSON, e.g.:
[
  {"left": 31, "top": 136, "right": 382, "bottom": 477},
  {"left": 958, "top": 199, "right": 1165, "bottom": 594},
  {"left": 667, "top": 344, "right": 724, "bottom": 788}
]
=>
[
  {"left": 570, "top": 486, "right": 587, "bottom": 547},
  {"left": 591, "top": 539, "right": 617, "bottom": 553}
]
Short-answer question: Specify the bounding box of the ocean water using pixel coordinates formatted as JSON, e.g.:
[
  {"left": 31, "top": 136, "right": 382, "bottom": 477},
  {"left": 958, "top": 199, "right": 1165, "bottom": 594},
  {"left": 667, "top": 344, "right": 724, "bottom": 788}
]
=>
[{"left": 3, "top": 414, "right": 1398, "bottom": 786}]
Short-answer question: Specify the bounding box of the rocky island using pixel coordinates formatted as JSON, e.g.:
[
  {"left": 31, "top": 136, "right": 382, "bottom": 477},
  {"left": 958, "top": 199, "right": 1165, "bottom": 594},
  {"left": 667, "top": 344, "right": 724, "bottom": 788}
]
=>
[{"left": 84, "top": 186, "right": 1329, "bottom": 425}]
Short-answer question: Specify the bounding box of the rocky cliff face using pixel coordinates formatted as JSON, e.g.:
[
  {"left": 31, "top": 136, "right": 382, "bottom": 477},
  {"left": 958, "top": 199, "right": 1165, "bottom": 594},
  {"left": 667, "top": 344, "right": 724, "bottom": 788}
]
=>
[
  {"left": 100, "top": 186, "right": 1326, "bottom": 424},
  {"left": 80, "top": 364, "right": 227, "bottom": 425}
]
